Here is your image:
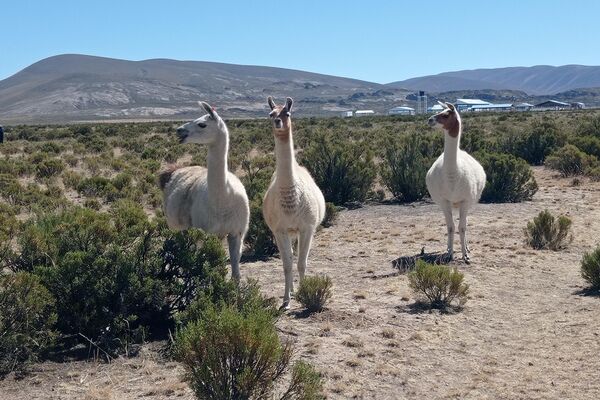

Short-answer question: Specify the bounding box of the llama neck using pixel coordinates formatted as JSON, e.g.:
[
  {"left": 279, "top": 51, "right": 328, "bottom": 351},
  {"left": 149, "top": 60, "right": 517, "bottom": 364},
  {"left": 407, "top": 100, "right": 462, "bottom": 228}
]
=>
[
  {"left": 207, "top": 127, "right": 229, "bottom": 198},
  {"left": 274, "top": 129, "right": 297, "bottom": 186},
  {"left": 443, "top": 119, "right": 461, "bottom": 172}
]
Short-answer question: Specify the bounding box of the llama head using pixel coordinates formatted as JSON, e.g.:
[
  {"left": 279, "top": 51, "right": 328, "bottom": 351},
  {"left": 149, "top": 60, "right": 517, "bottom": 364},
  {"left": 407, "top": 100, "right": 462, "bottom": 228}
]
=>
[
  {"left": 267, "top": 96, "right": 293, "bottom": 139},
  {"left": 428, "top": 102, "right": 460, "bottom": 138},
  {"left": 176, "top": 102, "right": 226, "bottom": 144}
]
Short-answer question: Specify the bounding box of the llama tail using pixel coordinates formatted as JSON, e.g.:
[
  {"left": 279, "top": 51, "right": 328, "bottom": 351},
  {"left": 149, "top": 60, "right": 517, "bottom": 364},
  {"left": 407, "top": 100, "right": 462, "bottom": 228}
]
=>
[{"left": 158, "top": 165, "right": 180, "bottom": 190}]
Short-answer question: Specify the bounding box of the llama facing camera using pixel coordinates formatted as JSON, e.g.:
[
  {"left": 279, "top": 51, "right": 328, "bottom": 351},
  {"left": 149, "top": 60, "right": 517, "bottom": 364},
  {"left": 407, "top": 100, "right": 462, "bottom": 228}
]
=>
[{"left": 263, "top": 96, "right": 326, "bottom": 310}]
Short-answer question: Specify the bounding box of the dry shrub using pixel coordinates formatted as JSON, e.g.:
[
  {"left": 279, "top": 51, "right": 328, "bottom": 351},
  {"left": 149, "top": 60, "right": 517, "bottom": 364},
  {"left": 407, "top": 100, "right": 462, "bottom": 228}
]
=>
[
  {"left": 408, "top": 261, "right": 469, "bottom": 309},
  {"left": 296, "top": 275, "right": 333, "bottom": 313},
  {"left": 525, "top": 210, "right": 573, "bottom": 250}
]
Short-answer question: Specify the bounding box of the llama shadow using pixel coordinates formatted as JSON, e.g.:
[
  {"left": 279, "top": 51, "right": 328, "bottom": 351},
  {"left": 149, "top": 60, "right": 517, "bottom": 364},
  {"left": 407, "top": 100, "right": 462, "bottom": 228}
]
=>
[
  {"left": 396, "top": 301, "right": 462, "bottom": 315},
  {"left": 391, "top": 247, "right": 453, "bottom": 273},
  {"left": 572, "top": 287, "right": 600, "bottom": 297}
]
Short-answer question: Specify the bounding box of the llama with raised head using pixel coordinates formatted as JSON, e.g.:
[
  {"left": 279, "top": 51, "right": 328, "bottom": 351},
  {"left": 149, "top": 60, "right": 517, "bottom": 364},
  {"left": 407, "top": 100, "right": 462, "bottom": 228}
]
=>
[
  {"left": 263, "top": 96, "right": 325, "bottom": 309},
  {"left": 159, "top": 102, "right": 249, "bottom": 280},
  {"left": 426, "top": 102, "right": 486, "bottom": 263}
]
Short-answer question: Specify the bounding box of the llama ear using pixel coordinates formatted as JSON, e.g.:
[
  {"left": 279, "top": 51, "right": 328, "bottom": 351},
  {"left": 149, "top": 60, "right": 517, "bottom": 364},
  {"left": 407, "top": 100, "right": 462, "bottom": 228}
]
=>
[
  {"left": 437, "top": 100, "right": 447, "bottom": 108},
  {"left": 199, "top": 101, "right": 217, "bottom": 119},
  {"left": 445, "top": 102, "right": 456, "bottom": 111},
  {"left": 267, "top": 97, "right": 276, "bottom": 110},
  {"left": 285, "top": 97, "right": 293, "bottom": 113}
]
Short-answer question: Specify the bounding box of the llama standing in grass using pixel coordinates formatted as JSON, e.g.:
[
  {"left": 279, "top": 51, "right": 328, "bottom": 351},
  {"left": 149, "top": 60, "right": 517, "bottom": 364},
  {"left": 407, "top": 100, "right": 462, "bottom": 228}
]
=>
[
  {"left": 426, "top": 102, "right": 486, "bottom": 263},
  {"left": 263, "top": 97, "right": 325, "bottom": 309},
  {"left": 159, "top": 102, "right": 249, "bottom": 280}
]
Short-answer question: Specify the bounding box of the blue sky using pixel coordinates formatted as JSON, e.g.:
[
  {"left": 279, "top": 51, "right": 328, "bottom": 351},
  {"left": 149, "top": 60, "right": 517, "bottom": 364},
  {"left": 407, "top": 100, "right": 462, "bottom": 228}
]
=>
[{"left": 1, "top": 0, "right": 599, "bottom": 83}]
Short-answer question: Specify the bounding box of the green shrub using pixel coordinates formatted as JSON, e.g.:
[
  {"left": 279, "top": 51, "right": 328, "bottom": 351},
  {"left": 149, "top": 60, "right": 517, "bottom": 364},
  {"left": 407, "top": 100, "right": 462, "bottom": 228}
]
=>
[
  {"left": 175, "top": 305, "right": 322, "bottom": 400},
  {"left": 321, "top": 202, "right": 339, "bottom": 228},
  {"left": 408, "top": 261, "right": 469, "bottom": 309},
  {"left": 10, "top": 206, "right": 228, "bottom": 350},
  {"left": 296, "top": 275, "right": 333, "bottom": 313},
  {"left": 477, "top": 152, "right": 538, "bottom": 203},
  {"left": 499, "top": 121, "right": 564, "bottom": 165},
  {"left": 581, "top": 247, "right": 600, "bottom": 291},
  {"left": 381, "top": 133, "right": 429, "bottom": 202},
  {"left": 525, "top": 210, "right": 573, "bottom": 250},
  {"left": 545, "top": 144, "right": 598, "bottom": 177},
  {"left": 570, "top": 135, "right": 600, "bottom": 159},
  {"left": 0, "top": 272, "right": 57, "bottom": 377},
  {"left": 245, "top": 199, "right": 278, "bottom": 258},
  {"left": 301, "top": 133, "right": 376, "bottom": 205}
]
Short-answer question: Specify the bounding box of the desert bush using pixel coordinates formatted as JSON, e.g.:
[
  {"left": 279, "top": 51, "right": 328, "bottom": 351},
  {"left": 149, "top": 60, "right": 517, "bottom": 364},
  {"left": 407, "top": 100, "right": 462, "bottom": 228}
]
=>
[
  {"left": 0, "top": 272, "right": 57, "bottom": 377},
  {"left": 499, "top": 121, "right": 564, "bottom": 165},
  {"left": 245, "top": 199, "right": 278, "bottom": 258},
  {"left": 296, "top": 275, "right": 333, "bottom": 313},
  {"left": 581, "top": 247, "right": 600, "bottom": 291},
  {"left": 9, "top": 206, "right": 228, "bottom": 349},
  {"left": 408, "top": 261, "right": 469, "bottom": 309},
  {"left": 301, "top": 133, "right": 376, "bottom": 205},
  {"left": 570, "top": 135, "right": 600, "bottom": 159},
  {"left": 35, "top": 157, "right": 65, "bottom": 179},
  {"left": 381, "top": 133, "right": 429, "bottom": 202},
  {"left": 175, "top": 305, "right": 323, "bottom": 400},
  {"left": 477, "top": 152, "right": 538, "bottom": 203},
  {"left": 525, "top": 210, "right": 573, "bottom": 250},
  {"left": 321, "top": 202, "right": 339, "bottom": 228},
  {"left": 545, "top": 144, "right": 598, "bottom": 177}
]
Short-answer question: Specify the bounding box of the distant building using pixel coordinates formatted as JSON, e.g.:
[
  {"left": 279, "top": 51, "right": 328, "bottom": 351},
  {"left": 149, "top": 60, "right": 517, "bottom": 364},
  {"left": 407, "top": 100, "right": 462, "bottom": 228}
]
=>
[
  {"left": 513, "top": 102, "right": 534, "bottom": 111},
  {"left": 535, "top": 100, "right": 571, "bottom": 110},
  {"left": 427, "top": 104, "right": 444, "bottom": 113},
  {"left": 340, "top": 111, "right": 353, "bottom": 118},
  {"left": 416, "top": 91, "right": 427, "bottom": 114},
  {"left": 355, "top": 110, "right": 375, "bottom": 117},
  {"left": 455, "top": 98, "right": 491, "bottom": 111},
  {"left": 571, "top": 102, "right": 586, "bottom": 109},
  {"left": 469, "top": 103, "right": 513, "bottom": 112},
  {"left": 388, "top": 106, "right": 415, "bottom": 116}
]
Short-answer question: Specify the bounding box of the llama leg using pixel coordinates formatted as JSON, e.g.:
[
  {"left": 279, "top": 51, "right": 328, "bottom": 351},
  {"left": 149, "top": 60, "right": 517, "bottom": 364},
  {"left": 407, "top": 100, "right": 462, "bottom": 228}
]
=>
[
  {"left": 441, "top": 201, "right": 455, "bottom": 258},
  {"left": 459, "top": 203, "right": 470, "bottom": 264},
  {"left": 297, "top": 229, "right": 314, "bottom": 282},
  {"left": 275, "top": 232, "right": 294, "bottom": 310},
  {"left": 227, "top": 233, "right": 243, "bottom": 281}
]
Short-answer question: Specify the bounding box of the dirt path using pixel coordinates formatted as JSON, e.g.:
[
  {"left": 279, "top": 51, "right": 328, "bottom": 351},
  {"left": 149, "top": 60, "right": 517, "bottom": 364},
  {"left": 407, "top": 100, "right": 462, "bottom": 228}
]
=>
[{"left": 2, "top": 167, "right": 599, "bottom": 399}]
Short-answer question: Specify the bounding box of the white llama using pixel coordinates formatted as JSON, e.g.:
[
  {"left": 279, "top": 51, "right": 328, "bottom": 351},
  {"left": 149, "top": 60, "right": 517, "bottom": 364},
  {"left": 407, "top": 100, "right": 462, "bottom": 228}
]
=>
[
  {"left": 426, "top": 102, "right": 486, "bottom": 263},
  {"left": 159, "top": 102, "right": 249, "bottom": 280},
  {"left": 263, "top": 97, "right": 326, "bottom": 309}
]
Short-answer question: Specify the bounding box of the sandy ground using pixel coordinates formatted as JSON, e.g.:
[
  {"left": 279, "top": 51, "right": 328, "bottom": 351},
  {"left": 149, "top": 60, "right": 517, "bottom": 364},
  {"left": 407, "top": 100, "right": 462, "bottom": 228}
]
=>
[{"left": 1, "top": 167, "right": 599, "bottom": 399}]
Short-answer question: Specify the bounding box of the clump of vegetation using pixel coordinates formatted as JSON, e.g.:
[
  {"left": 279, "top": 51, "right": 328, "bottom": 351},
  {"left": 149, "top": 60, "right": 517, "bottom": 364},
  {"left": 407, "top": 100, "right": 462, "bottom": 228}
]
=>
[
  {"left": 321, "top": 202, "right": 339, "bottom": 228},
  {"left": 477, "top": 152, "right": 538, "bottom": 203},
  {"left": 175, "top": 305, "right": 323, "bottom": 400},
  {"left": 295, "top": 275, "right": 333, "bottom": 313},
  {"left": 381, "top": 133, "right": 429, "bottom": 202},
  {"left": 301, "top": 133, "right": 376, "bottom": 205},
  {"left": 500, "top": 121, "right": 564, "bottom": 165},
  {"left": 581, "top": 247, "right": 600, "bottom": 291},
  {"left": 9, "top": 205, "right": 228, "bottom": 351},
  {"left": 408, "top": 261, "right": 469, "bottom": 310},
  {"left": 0, "top": 272, "right": 57, "bottom": 377},
  {"left": 545, "top": 144, "right": 598, "bottom": 177},
  {"left": 525, "top": 210, "right": 573, "bottom": 250}
]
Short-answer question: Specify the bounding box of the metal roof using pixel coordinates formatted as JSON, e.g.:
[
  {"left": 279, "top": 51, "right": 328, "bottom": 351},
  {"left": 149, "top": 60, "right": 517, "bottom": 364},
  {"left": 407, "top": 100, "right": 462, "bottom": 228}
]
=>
[
  {"left": 535, "top": 100, "right": 570, "bottom": 107},
  {"left": 389, "top": 106, "right": 414, "bottom": 111},
  {"left": 470, "top": 103, "right": 513, "bottom": 109},
  {"left": 514, "top": 102, "right": 534, "bottom": 107},
  {"left": 456, "top": 98, "right": 491, "bottom": 105}
]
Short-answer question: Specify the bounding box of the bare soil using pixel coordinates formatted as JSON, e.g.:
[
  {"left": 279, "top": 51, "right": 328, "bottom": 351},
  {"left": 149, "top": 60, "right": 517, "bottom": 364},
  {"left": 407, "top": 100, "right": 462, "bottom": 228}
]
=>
[{"left": 2, "top": 167, "right": 599, "bottom": 399}]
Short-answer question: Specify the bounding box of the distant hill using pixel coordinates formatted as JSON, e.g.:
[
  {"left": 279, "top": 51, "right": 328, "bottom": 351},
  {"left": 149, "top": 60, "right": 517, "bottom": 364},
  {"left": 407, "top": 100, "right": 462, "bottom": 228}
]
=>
[
  {"left": 1, "top": 55, "right": 599, "bottom": 123},
  {"left": 0, "top": 54, "right": 408, "bottom": 122},
  {"left": 387, "top": 65, "right": 600, "bottom": 95}
]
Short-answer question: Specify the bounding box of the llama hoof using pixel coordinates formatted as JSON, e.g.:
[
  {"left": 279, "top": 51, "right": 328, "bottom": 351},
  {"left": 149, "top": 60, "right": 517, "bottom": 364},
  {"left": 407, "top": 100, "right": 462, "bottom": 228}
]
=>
[
  {"left": 280, "top": 301, "right": 291, "bottom": 311},
  {"left": 463, "top": 256, "right": 471, "bottom": 265}
]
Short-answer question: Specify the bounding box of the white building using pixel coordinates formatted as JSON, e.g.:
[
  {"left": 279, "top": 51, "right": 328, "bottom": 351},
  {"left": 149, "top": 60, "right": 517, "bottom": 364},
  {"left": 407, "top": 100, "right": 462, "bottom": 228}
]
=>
[
  {"left": 514, "top": 102, "right": 534, "bottom": 111},
  {"left": 388, "top": 106, "right": 415, "bottom": 116},
  {"left": 355, "top": 110, "right": 375, "bottom": 117},
  {"left": 455, "top": 98, "right": 491, "bottom": 111},
  {"left": 340, "top": 111, "right": 353, "bottom": 118},
  {"left": 427, "top": 104, "right": 444, "bottom": 113}
]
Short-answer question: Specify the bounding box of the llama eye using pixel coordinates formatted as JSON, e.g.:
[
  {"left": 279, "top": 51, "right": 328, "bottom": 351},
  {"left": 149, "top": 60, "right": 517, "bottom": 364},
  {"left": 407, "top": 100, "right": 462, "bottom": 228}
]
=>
[
  {"left": 286, "top": 112, "right": 291, "bottom": 116},
  {"left": 198, "top": 123, "right": 207, "bottom": 128}
]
